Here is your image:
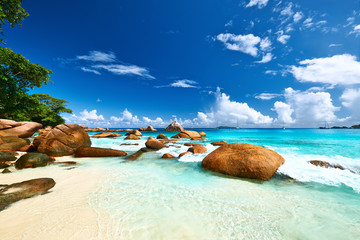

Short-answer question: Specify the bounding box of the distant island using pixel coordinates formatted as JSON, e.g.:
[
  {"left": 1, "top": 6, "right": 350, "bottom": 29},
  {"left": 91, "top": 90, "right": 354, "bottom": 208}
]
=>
[{"left": 321, "top": 124, "right": 360, "bottom": 129}]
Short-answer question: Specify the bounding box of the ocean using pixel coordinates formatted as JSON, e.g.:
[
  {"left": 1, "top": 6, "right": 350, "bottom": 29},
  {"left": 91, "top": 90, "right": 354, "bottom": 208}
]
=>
[{"left": 81, "top": 128, "right": 360, "bottom": 240}]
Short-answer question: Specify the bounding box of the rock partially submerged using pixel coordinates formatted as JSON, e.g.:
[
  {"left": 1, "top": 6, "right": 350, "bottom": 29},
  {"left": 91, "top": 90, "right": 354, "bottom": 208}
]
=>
[
  {"left": 125, "top": 130, "right": 142, "bottom": 136},
  {"left": 0, "top": 152, "right": 17, "bottom": 162},
  {"left": 74, "top": 147, "right": 127, "bottom": 157},
  {"left": 199, "top": 132, "right": 206, "bottom": 137},
  {"left": 188, "top": 145, "right": 207, "bottom": 154},
  {"left": 0, "top": 178, "right": 55, "bottom": 211},
  {"left": 0, "top": 136, "right": 30, "bottom": 151},
  {"left": 156, "top": 133, "right": 168, "bottom": 139},
  {"left": 165, "top": 121, "right": 184, "bottom": 131},
  {"left": 211, "top": 141, "right": 228, "bottom": 146},
  {"left": 33, "top": 124, "right": 91, "bottom": 156},
  {"left": 125, "top": 134, "right": 140, "bottom": 140},
  {"left": 172, "top": 131, "right": 202, "bottom": 139},
  {"left": 309, "top": 160, "right": 345, "bottom": 170},
  {"left": 161, "top": 153, "right": 175, "bottom": 159},
  {"left": 145, "top": 137, "right": 168, "bottom": 150},
  {"left": 0, "top": 119, "right": 42, "bottom": 138},
  {"left": 127, "top": 148, "right": 155, "bottom": 160},
  {"left": 92, "top": 132, "right": 123, "bottom": 138},
  {"left": 15, "top": 153, "right": 51, "bottom": 169},
  {"left": 201, "top": 143, "right": 285, "bottom": 181}
]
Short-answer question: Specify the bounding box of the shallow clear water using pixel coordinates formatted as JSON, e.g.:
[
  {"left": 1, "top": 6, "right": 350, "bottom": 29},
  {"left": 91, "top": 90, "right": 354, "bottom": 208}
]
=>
[{"left": 86, "top": 129, "right": 360, "bottom": 240}]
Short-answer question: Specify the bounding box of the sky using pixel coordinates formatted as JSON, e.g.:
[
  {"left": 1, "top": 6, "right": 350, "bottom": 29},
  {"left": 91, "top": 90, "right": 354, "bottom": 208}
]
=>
[{"left": 4, "top": 0, "right": 360, "bottom": 128}]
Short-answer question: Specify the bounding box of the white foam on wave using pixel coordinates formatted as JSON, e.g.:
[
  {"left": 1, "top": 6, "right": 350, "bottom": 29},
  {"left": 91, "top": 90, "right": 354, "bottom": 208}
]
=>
[{"left": 278, "top": 153, "right": 360, "bottom": 192}]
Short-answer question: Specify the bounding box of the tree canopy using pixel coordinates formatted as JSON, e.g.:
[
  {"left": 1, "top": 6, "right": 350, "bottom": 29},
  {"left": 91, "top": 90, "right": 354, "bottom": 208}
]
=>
[
  {"left": 0, "top": 0, "right": 29, "bottom": 44},
  {"left": 0, "top": 47, "right": 72, "bottom": 126}
]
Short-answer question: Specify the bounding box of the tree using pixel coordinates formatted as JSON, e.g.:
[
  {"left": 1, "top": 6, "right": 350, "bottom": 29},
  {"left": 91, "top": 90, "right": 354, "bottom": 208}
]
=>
[
  {"left": 0, "top": 0, "right": 29, "bottom": 44},
  {"left": 0, "top": 47, "right": 72, "bottom": 126}
]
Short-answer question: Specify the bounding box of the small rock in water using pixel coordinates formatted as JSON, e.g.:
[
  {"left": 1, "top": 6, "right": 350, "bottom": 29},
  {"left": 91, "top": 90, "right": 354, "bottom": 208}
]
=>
[
  {"left": 161, "top": 153, "right": 175, "bottom": 159},
  {"left": 211, "top": 141, "right": 228, "bottom": 146},
  {"left": 309, "top": 160, "right": 345, "bottom": 170},
  {"left": 156, "top": 134, "right": 168, "bottom": 139},
  {"left": 74, "top": 147, "right": 127, "bottom": 157},
  {"left": 2, "top": 168, "right": 11, "bottom": 174},
  {"left": 188, "top": 145, "right": 207, "bottom": 154},
  {"left": 145, "top": 137, "right": 168, "bottom": 150},
  {"left": 125, "top": 134, "right": 140, "bottom": 140}
]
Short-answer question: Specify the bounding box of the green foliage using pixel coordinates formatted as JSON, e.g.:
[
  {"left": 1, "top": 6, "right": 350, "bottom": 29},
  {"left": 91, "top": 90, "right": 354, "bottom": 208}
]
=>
[
  {"left": 0, "top": 47, "right": 72, "bottom": 127},
  {"left": 0, "top": 0, "right": 29, "bottom": 44}
]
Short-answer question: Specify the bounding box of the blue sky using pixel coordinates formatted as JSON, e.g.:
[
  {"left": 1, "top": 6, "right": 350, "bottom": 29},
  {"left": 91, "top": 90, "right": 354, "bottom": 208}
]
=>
[{"left": 4, "top": 0, "right": 360, "bottom": 127}]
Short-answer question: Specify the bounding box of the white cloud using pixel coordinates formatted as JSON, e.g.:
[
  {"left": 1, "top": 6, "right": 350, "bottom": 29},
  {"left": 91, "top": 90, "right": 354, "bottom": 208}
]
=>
[
  {"left": 77, "top": 51, "right": 116, "bottom": 62},
  {"left": 155, "top": 79, "right": 199, "bottom": 88},
  {"left": 193, "top": 87, "right": 273, "bottom": 127},
  {"left": 225, "top": 20, "right": 233, "bottom": 27},
  {"left": 293, "top": 12, "right": 303, "bottom": 23},
  {"left": 255, "top": 93, "right": 281, "bottom": 100},
  {"left": 350, "top": 24, "right": 360, "bottom": 35},
  {"left": 64, "top": 109, "right": 108, "bottom": 127},
  {"left": 265, "top": 70, "right": 278, "bottom": 75},
  {"left": 282, "top": 88, "right": 339, "bottom": 125},
  {"left": 280, "top": 3, "right": 294, "bottom": 17},
  {"left": 303, "top": 17, "right": 313, "bottom": 28},
  {"left": 93, "top": 64, "right": 155, "bottom": 79},
  {"left": 340, "top": 88, "right": 360, "bottom": 120},
  {"left": 344, "top": 17, "right": 355, "bottom": 27},
  {"left": 255, "top": 53, "right": 273, "bottom": 63},
  {"left": 329, "top": 43, "right": 342, "bottom": 47},
  {"left": 245, "top": 0, "right": 269, "bottom": 9},
  {"left": 290, "top": 54, "right": 360, "bottom": 85},
  {"left": 96, "top": 98, "right": 102, "bottom": 102},
  {"left": 217, "top": 33, "right": 261, "bottom": 57},
  {"left": 81, "top": 67, "right": 101, "bottom": 75},
  {"left": 259, "top": 37, "right": 272, "bottom": 51},
  {"left": 276, "top": 30, "right": 291, "bottom": 44},
  {"left": 272, "top": 101, "right": 295, "bottom": 123}
]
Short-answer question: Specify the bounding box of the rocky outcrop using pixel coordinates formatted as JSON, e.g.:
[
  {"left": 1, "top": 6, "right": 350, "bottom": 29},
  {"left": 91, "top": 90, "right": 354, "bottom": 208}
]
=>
[
  {"left": 309, "top": 160, "right": 345, "bottom": 170},
  {"left": 18, "top": 144, "right": 34, "bottom": 152},
  {"left": 15, "top": 153, "right": 51, "bottom": 169},
  {"left": 92, "top": 132, "right": 123, "bottom": 138},
  {"left": 165, "top": 121, "right": 184, "bottom": 131},
  {"left": 178, "top": 152, "right": 190, "bottom": 157},
  {"left": 201, "top": 143, "right": 285, "bottom": 181},
  {"left": 0, "top": 152, "right": 17, "bottom": 162},
  {"left": 145, "top": 137, "right": 168, "bottom": 150},
  {"left": 211, "top": 141, "right": 228, "bottom": 146},
  {"left": 188, "top": 145, "right": 207, "bottom": 154},
  {"left": 125, "top": 134, "right": 140, "bottom": 140},
  {"left": 0, "top": 119, "right": 42, "bottom": 138},
  {"left": 127, "top": 148, "right": 155, "bottom": 160},
  {"left": 156, "top": 133, "right": 168, "bottom": 139},
  {"left": 125, "top": 130, "right": 142, "bottom": 136},
  {"left": 0, "top": 178, "right": 55, "bottom": 211},
  {"left": 33, "top": 124, "right": 91, "bottom": 156},
  {"left": 199, "top": 132, "right": 206, "bottom": 137},
  {"left": 172, "top": 131, "right": 202, "bottom": 139},
  {"left": 161, "top": 153, "right": 175, "bottom": 159},
  {"left": 0, "top": 136, "right": 30, "bottom": 151},
  {"left": 138, "top": 126, "right": 157, "bottom": 131},
  {"left": 74, "top": 147, "right": 127, "bottom": 157}
]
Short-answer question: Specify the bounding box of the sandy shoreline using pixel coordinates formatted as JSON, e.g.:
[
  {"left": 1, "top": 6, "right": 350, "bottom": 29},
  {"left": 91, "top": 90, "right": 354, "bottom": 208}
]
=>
[{"left": 0, "top": 157, "right": 110, "bottom": 240}]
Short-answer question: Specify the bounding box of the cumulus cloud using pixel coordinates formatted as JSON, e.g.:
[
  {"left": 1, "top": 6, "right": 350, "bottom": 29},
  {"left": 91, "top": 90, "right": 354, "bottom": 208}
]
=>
[
  {"left": 255, "top": 53, "right": 273, "bottom": 63},
  {"left": 350, "top": 24, "right": 360, "bottom": 35},
  {"left": 77, "top": 51, "right": 116, "bottom": 62},
  {"left": 281, "top": 88, "right": 339, "bottom": 126},
  {"left": 245, "top": 0, "right": 269, "bottom": 9},
  {"left": 272, "top": 101, "right": 295, "bottom": 123},
  {"left": 64, "top": 109, "right": 108, "bottom": 126},
  {"left": 290, "top": 54, "right": 360, "bottom": 85},
  {"left": 193, "top": 87, "right": 273, "bottom": 127},
  {"left": 340, "top": 88, "right": 360, "bottom": 120},
  {"left": 217, "top": 33, "right": 261, "bottom": 57},
  {"left": 276, "top": 30, "right": 291, "bottom": 44},
  {"left": 293, "top": 12, "right": 303, "bottom": 23},
  {"left": 93, "top": 64, "right": 155, "bottom": 79}
]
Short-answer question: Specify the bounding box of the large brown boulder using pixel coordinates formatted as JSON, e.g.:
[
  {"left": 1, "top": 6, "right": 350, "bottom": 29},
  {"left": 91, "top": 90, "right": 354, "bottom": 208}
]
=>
[
  {"left": 145, "top": 137, "right": 168, "bottom": 150},
  {"left": 0, "top": 136, "right": 30, "bottom": 151},
  {"left": 33, "top": 124, "right": 91, "bottom": 156},
  {"left": 0, "top": 152, "right": 17, "bottom": 162},
  {"left": 125, "top": 130, "right": 142, "bottom": 136},
  {"left": 188, "top": 145, "right": 207, "bottom": 154},
  {"left": 0, "top": 178, "right": 55, "bottom": 211},
  {"left": 201, "top": 143, "right": 285, "bottom": 181},
  {"left": 165, "top": 121, "right": 184, "bottom": 131},
  {"left": 74, "top": 147, "right": 127, "bottom": 157},
  {"left": 173, "top": 131, "right": 202, "bottom": 139},
  {"left": 138, "top": 126, "right": 157, "bottom": 131},
  {"left": 92, "top": 132, "right": 123, "bottom": 138},
  {"left": 125, "top": 134, "right": 140, "bottom": 140},
  {"left": 0, "top": 119, "right": 42, "bottom": 138},
  {"left": 199, "top": 132, "right": 206, "bottom": 137},
  {"left": 15, "top": 153, "right": 51, "bottom": 169}
]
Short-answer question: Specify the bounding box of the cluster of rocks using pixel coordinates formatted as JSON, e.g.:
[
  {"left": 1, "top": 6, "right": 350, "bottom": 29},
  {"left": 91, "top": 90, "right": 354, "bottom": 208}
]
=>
[{"left": 331, "top": 124, "right": 360, "bottom": 129}]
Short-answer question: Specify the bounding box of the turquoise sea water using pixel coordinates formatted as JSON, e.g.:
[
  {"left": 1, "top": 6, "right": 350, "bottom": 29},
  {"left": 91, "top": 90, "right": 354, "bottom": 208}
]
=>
[{"left": 86, "top": 129, "right": 360, "bottom": 240}]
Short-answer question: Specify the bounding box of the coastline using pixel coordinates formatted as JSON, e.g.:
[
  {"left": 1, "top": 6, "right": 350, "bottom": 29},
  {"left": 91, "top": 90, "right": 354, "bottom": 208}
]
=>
[{"left": 0, "top": 157, "right": 110, "bottom": 240}]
